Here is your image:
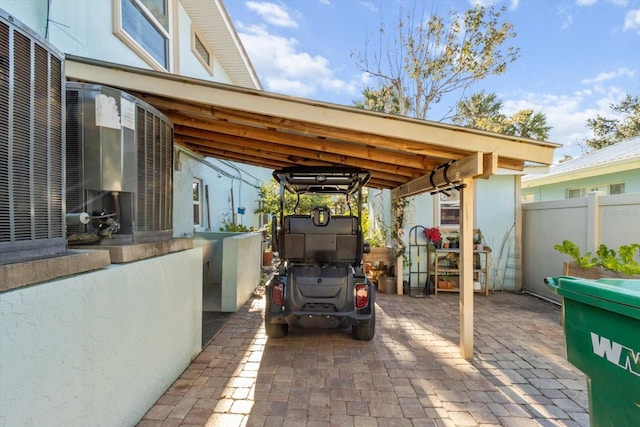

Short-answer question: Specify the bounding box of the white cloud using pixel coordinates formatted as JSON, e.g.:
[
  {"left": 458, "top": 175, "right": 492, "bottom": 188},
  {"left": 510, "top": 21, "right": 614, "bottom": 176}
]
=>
[
  {"left": 500, "top": 86, "right": 630, "bottom": 159},
  {"left": 359, "top": 1, "right": 379, "bottom": 13},
  {"left": 623, "top": 9, "right": 640, "bottom": 33},
  {"left": 580, "top": 67, "right": 635, "bottom": 85},
  {"left": 245, "top": 1, "right": 298, "bottom": 28},
  {"left": 235, "top": 23, "right": 359, "bottom": 99},
  {"left": 467, "top": 0, "right": 519, "bottom": 11},
  {"left": 576, "top": 0, "right": 629, "bottom": 5}
]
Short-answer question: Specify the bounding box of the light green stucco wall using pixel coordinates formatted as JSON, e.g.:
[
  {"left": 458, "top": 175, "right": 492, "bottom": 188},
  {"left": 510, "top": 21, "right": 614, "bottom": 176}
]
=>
[
  {"left": 522, "top": 169, "right": 640, "bottom": 202},
  {"left": 0, "top": 248, "right": 203, "bottom": 427}
]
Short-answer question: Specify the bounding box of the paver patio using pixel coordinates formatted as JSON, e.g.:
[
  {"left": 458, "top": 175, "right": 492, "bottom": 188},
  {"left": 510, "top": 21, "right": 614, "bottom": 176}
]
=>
[{"left": 137, "top": 291, "right": 589, "bottom": 427}]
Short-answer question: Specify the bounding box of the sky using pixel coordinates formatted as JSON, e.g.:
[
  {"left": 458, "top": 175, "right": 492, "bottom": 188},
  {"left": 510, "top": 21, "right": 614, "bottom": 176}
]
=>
[{"left": 223, "top": 0, "right": 640, "bottom": 162}]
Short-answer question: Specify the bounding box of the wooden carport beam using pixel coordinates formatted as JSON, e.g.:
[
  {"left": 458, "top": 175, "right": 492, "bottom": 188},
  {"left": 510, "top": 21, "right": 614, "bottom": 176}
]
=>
[{"left": 391, "top": 152, "right": 493, "bottom": 200}]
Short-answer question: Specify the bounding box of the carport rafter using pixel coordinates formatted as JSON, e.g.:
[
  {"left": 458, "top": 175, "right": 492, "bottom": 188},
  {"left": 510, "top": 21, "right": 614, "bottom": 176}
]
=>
[
  {"left": 172, "top": 122, "right": 424, "bottom": 181},
  {"left": 132, "top": 92, "right": 531, "bottom": 179}
]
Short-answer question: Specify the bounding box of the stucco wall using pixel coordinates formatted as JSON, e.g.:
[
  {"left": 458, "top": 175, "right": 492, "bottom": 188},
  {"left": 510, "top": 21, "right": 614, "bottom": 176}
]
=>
[
  {"left": 221, "top": 232, "right": 262, "bottom": 311},
  {"left": 176, "top": 2, "right": 232, "bottom": 83},
  {"left": 0, "top": 0, "right": 47, "bottom": 36},
  {"left": 173, "top": 148, "right": 271, "bottom": 237},
  {"left": 0, "top": 247, "right": 203, "bottom": 427},
  {"left": 522, "top": 169, "right": 640, "bottom": 202}
]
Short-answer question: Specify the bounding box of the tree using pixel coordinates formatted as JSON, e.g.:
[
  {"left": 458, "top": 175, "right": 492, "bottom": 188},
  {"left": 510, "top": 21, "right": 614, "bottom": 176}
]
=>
[
  {"left": 254, "top": 181, "right": 331, "bottom": 217},
  {"left": 506, "top": 109, "right": 551, "bottom": 140},
  {"left": 453, "top": 91, "right": 551, "bottom": 140},
  {"left": 352, "top": 84, "right": 407, "bottom": 114},
  {"left": 451, "top": 91, "right": 506, "bottom": 133},
  {"left": 585, "top": 92, "right": 640, "bottom": 150},
  {"left": 352, "top": 2, "right": 519, "bottom": 120}
]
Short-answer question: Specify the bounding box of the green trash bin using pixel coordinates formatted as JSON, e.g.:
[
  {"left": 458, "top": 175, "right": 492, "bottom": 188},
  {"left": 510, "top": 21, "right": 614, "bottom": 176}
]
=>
[{"left": 546, "top": 276, "right": 640, "bottom": 426}]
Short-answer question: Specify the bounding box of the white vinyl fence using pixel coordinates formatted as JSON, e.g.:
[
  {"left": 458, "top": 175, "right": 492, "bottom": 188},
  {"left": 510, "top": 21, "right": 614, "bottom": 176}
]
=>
[{"left": 522, "top": 192, "right": 640, "bottom": 302}]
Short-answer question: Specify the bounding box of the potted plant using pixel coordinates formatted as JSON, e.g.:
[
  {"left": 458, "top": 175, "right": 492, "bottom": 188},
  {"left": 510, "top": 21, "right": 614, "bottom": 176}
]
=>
[
  {"left": 437, "top": 273, "right": 456, "bottom": 289},
  {"left": 554, "top": 240, "right": 640, "bottom": 279},
  {"left": 423, "top": 227, "right": 442, "bottom": 248},
  {"left": 447, "top": 231, "right": 460, "bottom": 249},
  {"left": 473, "top": 230, "right": 484, "bottom": 250}
]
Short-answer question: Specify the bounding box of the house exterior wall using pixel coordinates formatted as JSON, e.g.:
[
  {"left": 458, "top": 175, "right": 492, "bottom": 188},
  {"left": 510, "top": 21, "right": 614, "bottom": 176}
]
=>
[
  {"left": 0, "top": 0, "right": 151, "bottom": 69},
  {"left": 522, "top": 169, "right": 640, "bottom": 202},
  {"left": 522, "top": 192, "right": 640, "bottom": 301},
  {"left": 173, "top": 147, "right": 272, "bottom": 236},
  {"left": 0, "top": 1, "right": 46, "bottom": 36},
  {"left": 175, "top": 2, "right": 232, "bottom": 82},
  {"left": 0, "top": 247, "right": 203, "bottom": 427}
]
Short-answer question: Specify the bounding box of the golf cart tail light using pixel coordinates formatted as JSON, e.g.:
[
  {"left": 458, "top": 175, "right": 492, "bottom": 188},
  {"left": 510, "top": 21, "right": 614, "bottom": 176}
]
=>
[
  {"left": 272, "top": 282, "right": 284, "bottom": 306},
  {"left": 355, "top": 283, "right": 368, "bottom": 308}
]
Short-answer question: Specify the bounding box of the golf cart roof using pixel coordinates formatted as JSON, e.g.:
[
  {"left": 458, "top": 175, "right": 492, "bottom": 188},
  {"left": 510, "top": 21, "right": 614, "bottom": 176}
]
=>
[{"left": 273, "top": 166, "right": 371, "bottom": 195}]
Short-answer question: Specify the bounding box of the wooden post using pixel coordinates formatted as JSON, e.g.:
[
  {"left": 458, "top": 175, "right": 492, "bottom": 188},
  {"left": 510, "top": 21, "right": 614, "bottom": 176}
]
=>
[
  {"left": 396, "top": 257, "right": 403, "bottom": 295},
  {"left": 459, "top": 177, "right": 474, "bottom": 360}
]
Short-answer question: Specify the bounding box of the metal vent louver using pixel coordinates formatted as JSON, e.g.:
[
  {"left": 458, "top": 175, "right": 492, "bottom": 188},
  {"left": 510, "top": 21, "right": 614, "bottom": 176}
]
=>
[
  {"left": 136, "top": 106, "right": 173, "bottom": 234},
  {"left": 0, "top": 10, "right": 65, "bottom": 265}
]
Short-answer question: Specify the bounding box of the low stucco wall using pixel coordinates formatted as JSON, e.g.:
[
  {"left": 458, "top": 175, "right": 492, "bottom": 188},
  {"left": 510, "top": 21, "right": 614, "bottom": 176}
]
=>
[
  {"left": 195, "top": 232, "right": 261, "bottom": 312},
  {"left": 0, "top": 247, "right": 203, "bottom": 427},
  {"left": 221, "top": 232, "right": 261, "bottom": 311}
]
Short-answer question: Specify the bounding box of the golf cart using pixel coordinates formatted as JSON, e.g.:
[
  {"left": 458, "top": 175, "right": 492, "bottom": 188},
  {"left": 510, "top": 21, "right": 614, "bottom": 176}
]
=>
[{"left": 264, "top": 166, "right": 376, "bottom": 340}]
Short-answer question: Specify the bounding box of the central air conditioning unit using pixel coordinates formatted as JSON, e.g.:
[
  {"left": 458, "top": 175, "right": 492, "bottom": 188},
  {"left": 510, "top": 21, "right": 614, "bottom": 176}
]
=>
[
  {"left": 65, "top": 83, "right": 173, "bottom": 245},
  {"left": 0, "top": 9, "right": 66, "bottom": 266}
]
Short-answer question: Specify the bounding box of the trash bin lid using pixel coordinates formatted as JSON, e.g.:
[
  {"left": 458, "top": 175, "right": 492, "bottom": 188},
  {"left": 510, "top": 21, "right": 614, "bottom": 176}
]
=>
[{"left": 549, "top": 276, "right": 640, "bottom": 320}]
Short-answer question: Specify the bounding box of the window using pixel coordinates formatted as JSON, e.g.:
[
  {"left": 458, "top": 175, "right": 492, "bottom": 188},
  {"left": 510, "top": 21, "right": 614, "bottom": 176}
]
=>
[
  {"left": 192, "top": 25, "right": 214, "bottom": 75},
  {"left": 193, "top": 179, "right": 202, "bottom": 228},
  {"left": 566, "top": 188, "right": 586, "bottom": 199},
  {"left": 609, "top": 183, "right": 625, "bottom": 195},
  {"left": 115, "top": 0, "right": 170, "bottom": 70},
  {"left": 522, "top": 193, "right": 535, "bottom": 202},
  {"left": 437, "top": 189, "right": 460, "bottom": 227},
  {"left": 566, "top": 183, "right": 625, "bottom": 199}
]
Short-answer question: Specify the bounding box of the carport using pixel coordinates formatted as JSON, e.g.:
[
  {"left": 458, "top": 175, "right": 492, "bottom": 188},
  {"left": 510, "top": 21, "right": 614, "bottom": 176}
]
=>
[{"left": 65, "top": 55, "right": 559, "bottom": 360}]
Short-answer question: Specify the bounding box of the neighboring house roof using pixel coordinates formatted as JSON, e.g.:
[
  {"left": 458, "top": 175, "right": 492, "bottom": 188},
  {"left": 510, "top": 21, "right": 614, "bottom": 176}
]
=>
[
  {"left": 181, "top": 0, "right": 261, "bottom": 90},
  {"left": 522, "top": 136, "right": 640, "bottom": 187}
]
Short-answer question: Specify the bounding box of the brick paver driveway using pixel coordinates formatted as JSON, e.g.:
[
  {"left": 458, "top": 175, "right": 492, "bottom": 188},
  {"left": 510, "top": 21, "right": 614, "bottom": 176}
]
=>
[{"left": 138, "top": 292, "right": 589, "bottom": 427}]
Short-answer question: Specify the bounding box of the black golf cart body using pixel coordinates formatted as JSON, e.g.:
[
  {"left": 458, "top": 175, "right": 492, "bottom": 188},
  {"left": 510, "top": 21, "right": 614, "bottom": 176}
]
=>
[{"left": 264, "top": 166, "right": 376, "bottom": 340}]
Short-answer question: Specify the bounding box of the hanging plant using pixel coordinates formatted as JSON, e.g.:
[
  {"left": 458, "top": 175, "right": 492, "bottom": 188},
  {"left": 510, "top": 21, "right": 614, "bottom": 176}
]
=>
[{"left": 391, "top": 197, "right": 411, "bottom": 265}]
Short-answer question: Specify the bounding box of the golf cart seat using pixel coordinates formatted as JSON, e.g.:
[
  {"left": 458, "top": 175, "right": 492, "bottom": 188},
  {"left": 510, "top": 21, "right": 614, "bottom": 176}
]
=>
[{"left": 282, "top": 208, "right": 360, "bottom": 265}]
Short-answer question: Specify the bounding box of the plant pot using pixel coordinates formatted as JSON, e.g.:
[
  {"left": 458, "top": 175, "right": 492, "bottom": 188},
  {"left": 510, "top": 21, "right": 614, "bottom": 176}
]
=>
[
  {"left": 563, "top": 262, "right": 640, "bottom": 280},
  {"left": 262, "top": 250, "right": 274, "bottom": 266},
  {"left": 379, "top": 276, "right": 396, "bottom": 294},
  {"left": 438, "top": 280, "right": 455, "bottom": 289}
]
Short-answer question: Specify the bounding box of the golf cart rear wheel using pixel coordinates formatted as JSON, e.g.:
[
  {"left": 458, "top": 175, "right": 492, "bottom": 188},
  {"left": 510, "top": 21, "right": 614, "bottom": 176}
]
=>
[
  {"left": 351, "top": 310, "right": 375, "bottom": 341},
  {"left": 265, "top": 320, "right": 288, "bottom": 338}
]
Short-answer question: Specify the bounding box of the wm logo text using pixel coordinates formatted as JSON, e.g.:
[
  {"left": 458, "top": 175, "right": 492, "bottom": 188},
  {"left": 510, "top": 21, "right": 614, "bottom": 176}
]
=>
[{"left": 591, "top": 332, "right": 640, "bottom": 377}]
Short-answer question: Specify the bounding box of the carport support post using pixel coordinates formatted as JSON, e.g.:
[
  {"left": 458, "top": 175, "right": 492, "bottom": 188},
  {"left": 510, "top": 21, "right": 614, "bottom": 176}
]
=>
[{"left": 459, "top": 177, "right": 474, "bottom": 360}]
